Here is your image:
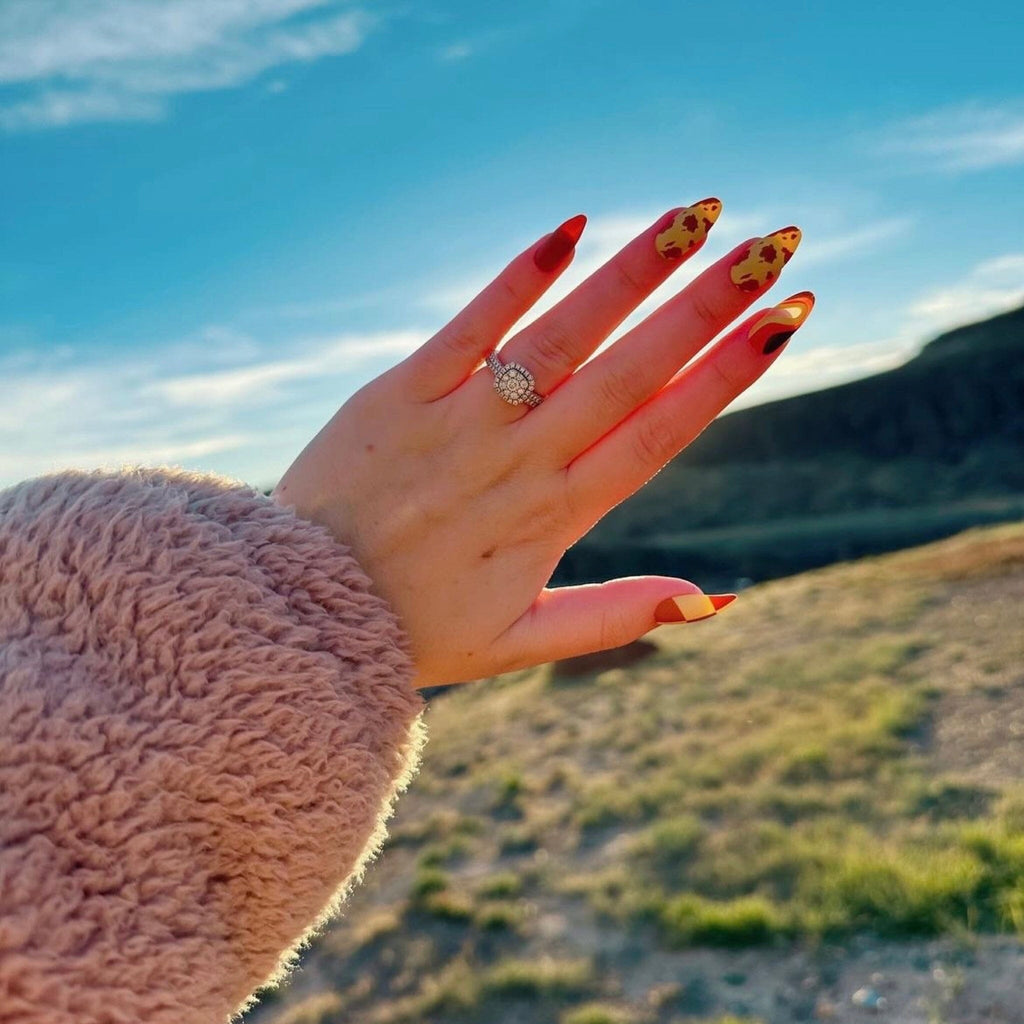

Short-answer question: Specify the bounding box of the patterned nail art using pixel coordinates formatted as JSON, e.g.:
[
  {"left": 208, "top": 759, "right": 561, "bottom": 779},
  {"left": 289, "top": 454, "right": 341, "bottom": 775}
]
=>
[
  {"left": 748, "top": 291, "right": 816, "bottom": 355},
  {"left": 730, "top": 226, "right": 802, "bottom": 292},
  {"left": 654, "top": 593, "right": 737, "bottom": 624},
  {"left": 655, "top": 198, "right": 723, "bottom": 260}
]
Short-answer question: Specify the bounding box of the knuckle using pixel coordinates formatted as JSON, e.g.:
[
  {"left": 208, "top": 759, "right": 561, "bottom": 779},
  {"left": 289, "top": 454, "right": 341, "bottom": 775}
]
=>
[
  {"left": 597, "top": 604, "right": 631, "bottom": 651},
  {"left": 632, "top": 411, "right": 678, "bottom": 467},
  {"left": 440, "top": 325, "right": 482, "bottom": 360},
  {"left": 595, "top": 359, "right": 649, "bottom": 415},
  {"left": 689, "top": 291, "right": 722, "bottom": 334},
  {"left": 499, "top": 273, "right": 525, "bottom": 308},
  {"left": 609, "top": 253, "right": 647, "bottom": 300},
  {"left": 710, "top": 356, "right": 744, "bottom": 393},
  {"left": 525, "top": 491, "right": 569, "bottom": 542},
  {"left": 527, "top": 319, "right": 579, "bottom": 375}
]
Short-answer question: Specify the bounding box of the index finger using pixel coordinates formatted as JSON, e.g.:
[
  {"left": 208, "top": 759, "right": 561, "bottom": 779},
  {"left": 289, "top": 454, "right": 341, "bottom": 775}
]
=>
[{"left": 395, "top": 214, "right": 587, "bottom": 403}]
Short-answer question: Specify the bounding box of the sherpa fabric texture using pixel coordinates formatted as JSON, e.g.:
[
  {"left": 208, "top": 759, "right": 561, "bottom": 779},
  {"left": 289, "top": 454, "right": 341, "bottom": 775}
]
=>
[{"left": 0, "top": 465, "right": 427, "bottom": 1024}]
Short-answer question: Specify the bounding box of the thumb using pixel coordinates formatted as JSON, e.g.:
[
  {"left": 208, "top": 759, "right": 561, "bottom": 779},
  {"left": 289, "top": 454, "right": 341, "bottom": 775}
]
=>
[{"left": 495, "top": 576, "right": 737, "bottom": 670}]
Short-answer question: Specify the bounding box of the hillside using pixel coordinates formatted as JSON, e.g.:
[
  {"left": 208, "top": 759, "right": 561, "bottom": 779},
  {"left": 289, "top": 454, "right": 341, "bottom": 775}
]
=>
[
  {"left": 243, "top": 522, "right": 1024, "bottom": 1024},
  {"left": 554, "top": 303, "right": 1024, "bottom": 588}
]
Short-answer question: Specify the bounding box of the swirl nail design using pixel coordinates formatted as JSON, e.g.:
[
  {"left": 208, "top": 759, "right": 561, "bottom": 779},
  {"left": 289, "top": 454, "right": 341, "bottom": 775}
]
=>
[
  {"left": 655, "top": 198, "right": 723, "bottom": 260},
  {"left": 748, "top": 291, "right": 815, "bottom": 355}
]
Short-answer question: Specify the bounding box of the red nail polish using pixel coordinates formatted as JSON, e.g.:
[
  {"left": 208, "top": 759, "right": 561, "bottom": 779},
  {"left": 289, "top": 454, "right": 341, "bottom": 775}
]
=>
[{"left": 534, "top": 214, "right": 587, "bottom": 272}]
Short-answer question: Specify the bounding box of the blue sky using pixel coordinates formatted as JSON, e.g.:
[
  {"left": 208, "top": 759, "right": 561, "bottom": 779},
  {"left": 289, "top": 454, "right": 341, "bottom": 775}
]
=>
[{"left": 1, "top": 0, "right": 1022, "bottom": 492}]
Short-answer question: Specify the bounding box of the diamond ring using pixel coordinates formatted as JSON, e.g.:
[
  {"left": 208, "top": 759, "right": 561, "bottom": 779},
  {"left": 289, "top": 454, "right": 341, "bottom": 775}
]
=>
[{"left": 485, "top": 351, "right": 544, "bottom": 408}]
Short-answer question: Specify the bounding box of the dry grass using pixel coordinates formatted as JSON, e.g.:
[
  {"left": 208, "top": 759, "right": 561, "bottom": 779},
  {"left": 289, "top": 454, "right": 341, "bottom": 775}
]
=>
[{"left": 247, "top": 522, "right": 1024, "bottom": 1024}]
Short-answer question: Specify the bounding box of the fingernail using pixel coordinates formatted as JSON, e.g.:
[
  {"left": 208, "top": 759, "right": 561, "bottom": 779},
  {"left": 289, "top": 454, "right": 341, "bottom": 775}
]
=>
[
  {"left": 730, "top": 226, "right": 802, "bottom": 292},
  {"left": 534, "top": 214, "right": 587, "bottom": 272},
  {"left": 654, "top": 593, "right": 737, "bottom": 624},
  {"left": 655, "top": 197, "right": 723, "bottom": 260},
  {"left": 749, "top": 291, "right": 816, "bottom": 355}
]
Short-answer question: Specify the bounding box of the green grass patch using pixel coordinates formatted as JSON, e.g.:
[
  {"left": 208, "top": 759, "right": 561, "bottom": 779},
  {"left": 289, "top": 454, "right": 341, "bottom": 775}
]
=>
[{"left": 482, "top": 956, "right": 595, "bottom": 999}]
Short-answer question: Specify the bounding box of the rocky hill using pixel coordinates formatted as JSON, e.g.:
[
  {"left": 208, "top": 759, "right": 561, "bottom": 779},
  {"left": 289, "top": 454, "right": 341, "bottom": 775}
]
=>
[{"left": 554, "top": 304, "right": 1024, "bottom": 588}]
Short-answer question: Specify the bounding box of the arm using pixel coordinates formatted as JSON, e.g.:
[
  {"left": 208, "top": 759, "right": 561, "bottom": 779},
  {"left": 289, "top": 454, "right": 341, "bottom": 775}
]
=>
[{"left": 0, "top": 465, "right": 426, "bottom": 1024}]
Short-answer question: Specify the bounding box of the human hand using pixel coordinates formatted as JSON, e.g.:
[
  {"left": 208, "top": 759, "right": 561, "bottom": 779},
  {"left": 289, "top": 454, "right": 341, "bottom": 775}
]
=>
[{"left": 271, "top": 201, "right": 813, "bottom": 688}]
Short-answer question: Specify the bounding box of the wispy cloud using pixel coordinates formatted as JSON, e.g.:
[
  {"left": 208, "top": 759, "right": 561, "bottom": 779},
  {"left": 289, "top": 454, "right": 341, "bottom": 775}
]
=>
[
  {"left": 905, "top": 252, "right": 1024, "bottom": 333},
  {"left": 873, "top": 100, "right": 1024, "bottom": 172},
  {"left": 734, "top": 336, "right": 916, "bottom": 410},
  {"left": 0, "top": 323, "right": 426, "bottom": 489},
  {"left": 0, "top": 0, "right": 374, "bottom": 130},
  {"left": 438, "top": 42, "right": 473, "bottom": 61}
]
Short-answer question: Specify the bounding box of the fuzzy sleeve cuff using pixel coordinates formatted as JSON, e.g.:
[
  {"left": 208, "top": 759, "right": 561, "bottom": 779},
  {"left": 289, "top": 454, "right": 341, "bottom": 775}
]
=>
[{"left": 0, "top": 465, "right": 427, "bottom": 1024}]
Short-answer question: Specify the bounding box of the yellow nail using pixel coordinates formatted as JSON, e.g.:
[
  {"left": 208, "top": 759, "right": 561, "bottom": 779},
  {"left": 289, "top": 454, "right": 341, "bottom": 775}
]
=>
[
  {"left": 654, "top": 593, "right": 737, "bottom": 624},
  {"left": 730, "top": 226, "right": 802, "bottom": 292},
  {"left": 655, "top": 197, "right": 723, "bottom": 260}
]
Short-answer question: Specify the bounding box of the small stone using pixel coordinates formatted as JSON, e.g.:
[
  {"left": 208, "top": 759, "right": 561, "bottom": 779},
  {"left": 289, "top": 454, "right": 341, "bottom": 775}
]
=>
[
  {"left": 814, "top": 996, "right": 837, "bottom": 1020},
  {"left": 851, "top": 987, "right": 886, "bottom": 1010}
]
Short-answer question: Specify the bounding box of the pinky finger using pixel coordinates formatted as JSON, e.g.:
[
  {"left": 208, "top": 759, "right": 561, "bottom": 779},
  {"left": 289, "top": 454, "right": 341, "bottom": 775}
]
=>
[
  {"left": 566, "top": 291, "right": 815, "bottom": 525},
  {"left": 395, "top": 214, "right": 587, "bottom": 403},
  {"left": 490, "top": 578, "right": 736, "bottom": 672}
]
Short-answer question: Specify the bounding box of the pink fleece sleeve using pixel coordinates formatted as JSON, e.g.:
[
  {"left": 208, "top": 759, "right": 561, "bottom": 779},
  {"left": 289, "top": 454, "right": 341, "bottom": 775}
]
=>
[{"left": 0, "top": 465, "right": 427, "bottom": 1024}]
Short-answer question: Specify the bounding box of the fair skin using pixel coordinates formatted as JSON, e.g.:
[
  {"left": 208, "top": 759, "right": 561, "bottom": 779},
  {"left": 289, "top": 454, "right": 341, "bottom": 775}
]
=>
[{"left": 271, "top": 205, "right": 811, "bottom": 689}]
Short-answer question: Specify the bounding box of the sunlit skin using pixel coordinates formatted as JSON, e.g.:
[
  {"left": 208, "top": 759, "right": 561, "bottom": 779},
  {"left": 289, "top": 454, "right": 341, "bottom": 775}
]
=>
[{"left": 272, "top": 203, "right": 813, "bottom": 689}]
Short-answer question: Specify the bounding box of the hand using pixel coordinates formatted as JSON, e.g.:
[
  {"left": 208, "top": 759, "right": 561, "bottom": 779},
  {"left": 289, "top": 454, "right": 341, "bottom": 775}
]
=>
[{"left": 271, "top": 201, "right": 813, "bottom": 688}]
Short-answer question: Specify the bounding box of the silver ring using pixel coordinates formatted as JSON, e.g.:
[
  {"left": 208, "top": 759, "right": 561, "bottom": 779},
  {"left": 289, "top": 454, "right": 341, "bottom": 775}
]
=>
[{"left": 485, "top": 351, "right": 544, "bottom": 407}]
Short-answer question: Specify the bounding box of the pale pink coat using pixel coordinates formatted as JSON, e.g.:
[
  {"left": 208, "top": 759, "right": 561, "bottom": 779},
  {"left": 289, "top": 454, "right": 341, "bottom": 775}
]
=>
[{"left": 0, "top": 466, "right": 427, "bottom": 1024}]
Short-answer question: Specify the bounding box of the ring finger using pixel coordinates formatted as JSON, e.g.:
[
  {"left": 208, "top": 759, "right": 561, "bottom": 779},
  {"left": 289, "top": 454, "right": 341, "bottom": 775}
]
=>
[
  {"left": 565, "top": 291, "right": 816, "bottom": 531},
  {"left": 478, "top": 197, "right": 724, "bottom": 420}
]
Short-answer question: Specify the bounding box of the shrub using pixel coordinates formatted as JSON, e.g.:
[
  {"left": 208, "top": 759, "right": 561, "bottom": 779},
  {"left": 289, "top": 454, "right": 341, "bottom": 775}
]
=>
[
  {"left": 561, "top": 1003, "right": 638, "bottom": 1024},
  {"left": 633, "top": 815, "right": 704, "bottom": 869},
  {"left": 410, "top": 867, "right": 448, "bottom": 900},
  {"left": 483, "top": 957, "right": 595, "bottom": 998},
  {"left": 422, "top": 891, "right": 474, "bottom": 922},
  {"left": 659, "top": 894, "right": 786, "bottom": 947},
  {"left": 475, "top": 901, "right": 525, "bottom": 931},
  {"left": 477, "top": 872, "right": 523, "bottom": 898}
]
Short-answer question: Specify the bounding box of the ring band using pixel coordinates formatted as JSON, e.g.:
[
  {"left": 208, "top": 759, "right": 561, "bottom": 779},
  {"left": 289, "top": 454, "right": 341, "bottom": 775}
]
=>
[{"left": 485, "top": 351, "right": 544, "bottom": 407}]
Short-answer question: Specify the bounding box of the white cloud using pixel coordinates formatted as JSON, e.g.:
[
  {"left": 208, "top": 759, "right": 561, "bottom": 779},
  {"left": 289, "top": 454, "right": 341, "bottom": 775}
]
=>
[
  {"left": 873, "top": 100, "right": 1024, "bottom": 172},
  {"left": 0, "top": 0, "right": 374, "bottom": 130},
  {"left": 732, "top": 336, "right": 916, "bottom": 410},
  {"left": 0, "top": 324, "right": 426, "bottom": 489},
  {"left": 144, "top": 329, "right": 424, "bottom": 406},
  {"left": 905, "top": 252, "right": 1024, "bottom": 333}
]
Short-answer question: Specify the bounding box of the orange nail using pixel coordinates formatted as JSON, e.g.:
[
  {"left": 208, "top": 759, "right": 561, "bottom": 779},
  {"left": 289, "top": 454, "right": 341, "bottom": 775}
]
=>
[
  {"left": 654, "top": 593, "right": 736, "bottom": 624},
  {"left": 749, "top": 291, "right": 815, "bottom": 354}
]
